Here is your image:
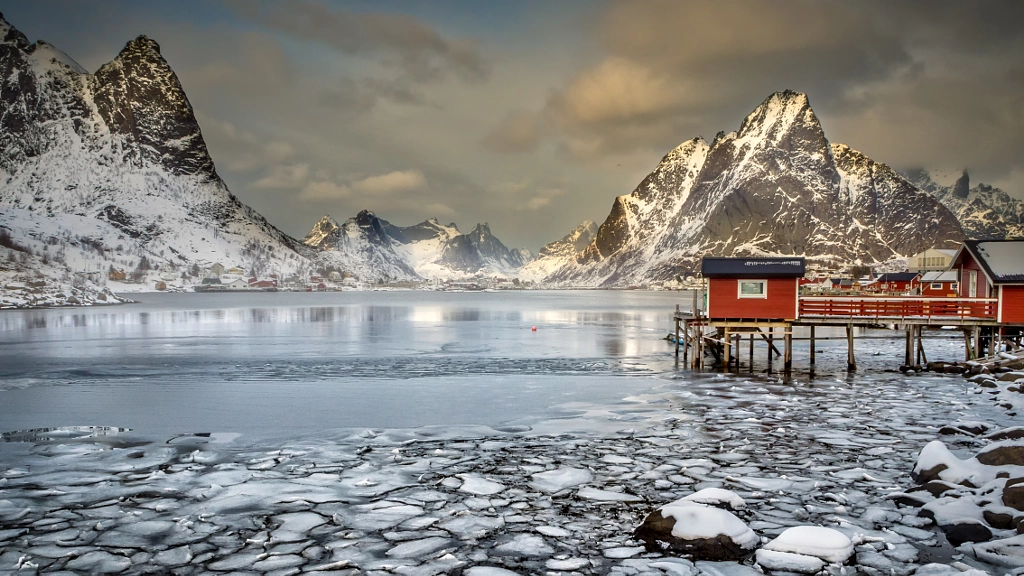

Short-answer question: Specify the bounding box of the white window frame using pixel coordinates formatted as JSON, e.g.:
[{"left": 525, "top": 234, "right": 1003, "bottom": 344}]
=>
[
  {"left": 737, "top": 279, "right": 768, "bottom": 299},
  {"left": 930, "top": 282, "right": 942, "bottom": 290},
  {"left": 969, "top": 270, "right": 977, "bottom": 298}
]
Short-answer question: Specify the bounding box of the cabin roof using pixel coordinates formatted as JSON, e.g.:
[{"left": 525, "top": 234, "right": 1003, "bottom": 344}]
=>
[
  {"left": 701, "top": 257, "right": 805, "bottom": 278},
  {"left": 921, "top": 271, "right": 957, "bottom": 283},
  {"left": 956, "top": 239, "right": 1024, "bottom": 283},
  {"left": 875, "top": 272, "right": 920, "bottom": 283}
]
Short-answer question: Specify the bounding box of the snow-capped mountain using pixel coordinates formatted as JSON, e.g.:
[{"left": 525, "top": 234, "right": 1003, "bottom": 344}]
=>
[
  {"left": 302, "top": 211, "right": 526, "bottom": 281},
  {"left": 302, "top": 212, "right": 419, "bottom": 281},
  {"left": 547, "top": 91, "right": 965, "bottom": 287},
  {"left": 0, "top": 14, "right": 311, "bottom": 295},
  {"left": 904, "top": 169, "right": 1024, "bottom": 240},
  {"left": 518, "top": 221, "right": 597, "bottom": 281}
]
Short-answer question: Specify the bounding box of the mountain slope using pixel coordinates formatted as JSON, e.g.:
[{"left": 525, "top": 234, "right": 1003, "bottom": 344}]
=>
[
  {"left": 0, "top": 14, "right": 311, "bottom": 292},
  {"left": 904, "top": 170, "right": 1024, "bottom": 240},
  {"left": 548, "top": 91, "right": 964, "bottom": 286},
  {"left": 518, "top": 220, "right": 597, "bottom": 281}
]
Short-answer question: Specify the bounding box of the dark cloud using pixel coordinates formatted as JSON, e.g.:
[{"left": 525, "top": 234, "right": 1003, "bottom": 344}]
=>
[
  {"left": 482, "top": 110, "right": 540, "bottom": 153},
  {"left": 487, "top": 0, "right": 1024, "bottom": 194},
  {"left": 228, "top": 0, "right": 490, "bottom": 83}
]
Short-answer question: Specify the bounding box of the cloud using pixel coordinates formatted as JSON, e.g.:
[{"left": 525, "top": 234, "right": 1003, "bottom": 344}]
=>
[
  {"left": 482, "top": 110, "right": 541, "bottom": 153},
  {"left": 352, "top": 170, "right": 427, "bottom": 196},
  {"left": 422, "top": 202, "right": 456, "bottom": 217},
  {"left": 229, "top": 0, "right": 489, "bottom": 83},
  {"left": 252, "top": 163, "right": 310, "bottom": 189},
  {"left": 300, "top": 180, "right": 352, "bottom": 201}
]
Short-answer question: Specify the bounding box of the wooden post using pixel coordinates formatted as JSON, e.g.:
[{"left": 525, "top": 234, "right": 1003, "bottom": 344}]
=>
[
  {"left": 749, "top": 332, "right": 754, "bottom": 372},
  {"left": 917, "top": 326, "right": 927, "bottom": 365},
  {"left": 904, "top": 326, "right": 912, "bottom": 366},
  {"left": 675, "top": 305, "right": 680, "bottom": 358},
  {"left": 767, "top": 327, "right": 774, "bottom": 371},
  {"left": 723, "top": 327, "right": 731, "bottom": 371},
  {"left": 964, "top": 328, "right": 972, "bottom": 361},
  {"left": 847, "top": 323, "right": 856, "bottom": 371},
  {"left": 784, "top": 325, "right": 793, "bottom": 373},
  {"left": 973, "top": 326, "right": 981, "bottom": 359},
  {"left": 809, "top": 326, "right": 816, "bottom": 368}
]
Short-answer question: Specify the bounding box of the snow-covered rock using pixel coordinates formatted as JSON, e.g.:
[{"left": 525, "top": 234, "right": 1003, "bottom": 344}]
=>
[
  {"left": 761, "top": 526, "right": 853, "bottom": 563},
  {"left": 635, "top": 501, "right": 757, "bottom": 560}
]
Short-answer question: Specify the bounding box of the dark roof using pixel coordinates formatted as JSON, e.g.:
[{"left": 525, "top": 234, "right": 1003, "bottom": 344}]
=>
[
  {"left": 830, "top": 278, "right": 854, "bottom": 287},
  {"left": 875, "top": 272, "right": 920, "bottom": 283},
  {"left": 701, "top": 257, "right": 805, "bottom": 278},
  {"left": 955, "top": 239, "right": 1024, "bottom": 284}
]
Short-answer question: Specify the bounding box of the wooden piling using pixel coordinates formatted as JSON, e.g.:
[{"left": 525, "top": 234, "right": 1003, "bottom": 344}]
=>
[
  {"left": 973, "top": 326, "right": 982, "bottom": 359},
  {"left": 674, "top": 305, "right": 680, "bottom": 358},
  {"left": 917, "top": 326, "right": 927, "bottom": 365},
  {"left": 846, "top": 323, "right": 856, "bottom": 371},
  {"left": 783, "top": 327, "right": 793, "bottom": 373},
  {"left": 767, "top": 327, "right": 774, "bottom": 370},
  {"left": 749, "top": 333, "right": 754, "bottom": 371},
  {"left": 809, "top": 326, "right": 816, "bottom": 368}
]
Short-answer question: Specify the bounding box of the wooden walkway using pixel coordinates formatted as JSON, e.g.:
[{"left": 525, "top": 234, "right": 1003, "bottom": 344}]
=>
[{"left": 673, "top": 295, "right": 1019, "bottom": 373}]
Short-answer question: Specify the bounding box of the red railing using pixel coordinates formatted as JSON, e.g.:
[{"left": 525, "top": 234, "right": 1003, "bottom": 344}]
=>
[{"left": 798, "top": 297, "right": 997, "bottom": 321}]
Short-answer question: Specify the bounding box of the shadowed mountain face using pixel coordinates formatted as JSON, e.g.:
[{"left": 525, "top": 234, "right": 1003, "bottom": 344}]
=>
[
  {"left": 548, "top": 91, "right": 965, "bottom": 287},
  {"left": 0, "top": 13, "right": 308, "bottom": 278}
]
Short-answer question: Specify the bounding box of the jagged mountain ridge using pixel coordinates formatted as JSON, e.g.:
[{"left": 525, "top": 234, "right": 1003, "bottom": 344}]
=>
[
  {"left": 518, "top": 220, "right": 598, "bottom": 281},
  {"left": 904, "top": 169, "right": 1024, "bottom": 240},
  {"left": 0, "top": 14, "right": 311, "bottom": 285},
  {"left": 547, "top": 91, "right": 966, "bottom": 287},
  {"left": 302, "top": 211, "right": 528, "bottom": 280}
]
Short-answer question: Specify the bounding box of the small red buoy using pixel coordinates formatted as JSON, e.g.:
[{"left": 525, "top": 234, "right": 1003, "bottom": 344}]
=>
[{"left": 531, "top": 326, "right": 537, "bottom": 331}]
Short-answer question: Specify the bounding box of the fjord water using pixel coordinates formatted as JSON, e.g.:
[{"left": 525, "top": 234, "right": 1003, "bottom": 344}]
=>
[{"left": 0, "top": 291, "right": 681, "bottom": 440}]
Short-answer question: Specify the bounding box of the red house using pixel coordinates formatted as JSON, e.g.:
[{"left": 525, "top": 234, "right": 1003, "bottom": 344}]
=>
[
  {"left": 701, "top": 257, "right": 805, "bottom": 320},
  {"left": 920, "top": 271, "right": 958, "bottom": 297},
  {"left": 870, "top": 272, "right": 921, "bottom": 294},
  {"left": 951, "top": 240, "right": 1024, "bottom": 324}
]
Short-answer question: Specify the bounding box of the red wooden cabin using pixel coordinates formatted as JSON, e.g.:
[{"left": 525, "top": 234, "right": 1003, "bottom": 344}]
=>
[
  {"left": 701, "top": 257, "right": 805, "bottom": 320},
  {"left": 870, "top": 272, "right": 921, "bottom": 295},
  {"left": 951, "top": 240, "right": 1024, "bottom": 324}
]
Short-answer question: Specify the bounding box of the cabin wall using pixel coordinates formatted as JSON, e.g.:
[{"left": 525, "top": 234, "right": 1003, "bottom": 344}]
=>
[
  {"left": 959, "top": 258, "right": 990, "bottom": 298},
  {"left": 708, "top": 278, "right": 798, "bottom": 320},
  {"left": 1002, "top": 286, "right": 1024, "bottom": 323},
  {"left": 922, "top": 282, "right": 957, "bottom": 297}
]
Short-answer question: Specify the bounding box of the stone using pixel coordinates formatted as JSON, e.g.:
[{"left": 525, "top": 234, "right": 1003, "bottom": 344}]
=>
[
  {"left": 1003, "top": 478, "right": 1024, "bottom": 511},
  {"left": 986, "top": 428, "right": 1024, "bottom": 441},
  {"left": 977, "top": 442, "right": 1024, "bottom": 467},
  {"left": 941, "top": 521, "right": 992, "bottom": 547},
  {"left": 983, "top": 510, "right": 1015, "bottom": 530},
  {"left": 634, "top": 507, "right": 756, "bottom": 561},
  {"left": 912, "top": 463, "right": 948, "bottom": 484},
  {"left": 922, "top": 481, "right": 960, "bottom": 497}
]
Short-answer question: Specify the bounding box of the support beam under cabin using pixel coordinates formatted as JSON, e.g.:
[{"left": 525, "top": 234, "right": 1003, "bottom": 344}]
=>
[{"left": 847, "top": 324, "right": 856, "bottom": 372}]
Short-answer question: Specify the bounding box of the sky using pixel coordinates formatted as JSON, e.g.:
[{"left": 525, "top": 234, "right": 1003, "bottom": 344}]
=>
[{"left": 3, "top": 1, "right": 1023, "bottom": 250}]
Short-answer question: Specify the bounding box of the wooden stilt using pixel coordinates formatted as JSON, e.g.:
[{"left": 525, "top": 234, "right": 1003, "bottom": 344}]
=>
[
  {"left": 904, "top": 326, "right": 912, "bottom": 366},
  {"left": 749, "top": 333, "right": 754, "bottom": 372},
  {"left": 809, "top": 326, "right": 816, "bottom": 368},
  {"left": 973, "top": 326, "right": 982, "bottom": 359},
  {"left": 723, "top": 328, "right": 732, "bottom": 371},
  {"left": 784, "top": 326, "right": 793, "bottom": 373},
  {"left": 674, "top": 306, "right": 680, "bottom": 359},
  {"left": 767, "top": 327, "right": 774, "bottom": 371},
  {"left": 847, "top": 323, "right": 856, "bottom": 371},
  {"left": 917, "top": 326, "right": 927, "bottom": 365},
  {"left": 964, "top": 328, "right": 972, "bottom": 361}
]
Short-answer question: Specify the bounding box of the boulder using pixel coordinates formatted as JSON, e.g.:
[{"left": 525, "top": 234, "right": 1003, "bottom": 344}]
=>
[
  {"left": 761, "top": 526, "right": 854, "bottom": 563},
  {"left": 984, "top": 509, "right": 1016, "bottom": 530},
  {"left": 1000, "top": 372, "right": 1024, "bottom": 382},
  {"left": 1003, "top": 478, "right": 1024, "bottom": 511},
  {"left": 942, "top": 521, "right": 992, "bottom": 547},
  {"left": 977, "top": 441, "right": 1024, "bottom": 467},
  {"left": 635, "top": 503, "right": 757, "bottom": 560}
]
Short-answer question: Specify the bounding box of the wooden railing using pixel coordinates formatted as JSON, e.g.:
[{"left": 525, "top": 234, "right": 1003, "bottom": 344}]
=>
[{"left": 799, "top": 297, "right": 998, "bottom": 321}]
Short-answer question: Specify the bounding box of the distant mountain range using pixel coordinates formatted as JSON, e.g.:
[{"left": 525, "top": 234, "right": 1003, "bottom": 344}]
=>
[{"left": 0, "top": 14, "right": 1020, "bottom": 299}]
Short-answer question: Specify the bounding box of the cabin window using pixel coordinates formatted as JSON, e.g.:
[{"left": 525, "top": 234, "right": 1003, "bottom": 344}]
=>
[
  {"left": 931, "top": 283, "right": 942, "bottom": 290},
  {"left": 737, "top": 280, "right": 767, "bottom": 298},
  {"left": 969, "top": 271, "right": 977, "bottom": 297},
  {"left": 951, "top": 283, "right": 957, "bottom": 292}
]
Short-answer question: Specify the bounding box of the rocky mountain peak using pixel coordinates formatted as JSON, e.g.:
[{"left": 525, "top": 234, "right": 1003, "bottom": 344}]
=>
[
  {"left": 953, "top": 170, "right": 970, "bottom": 199},
  {"left": 120, "top": 35, "right": 162, "bottom": 59},
  {"left": 0, "top": 13, "right": 30, "bottom": 49},
  {"left": 737, "top": 90, "right": 814, "bottom": 138}
]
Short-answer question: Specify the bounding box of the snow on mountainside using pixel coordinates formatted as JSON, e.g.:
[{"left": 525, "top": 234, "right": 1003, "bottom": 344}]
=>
[
  {"left": 518, "top": 220, "right": 597, "bottom": 281},
  {"left": 904, "top": 169, "right": 1024, "bottom": 240},
  {"left": 302, "top": 211, "right": 526, "bottom": 281},
  {"left": 547, "top": 91, "right": 965, "bottom": 287},
  {"left": 0, "top": 14, "right": 311, "bottom": 299}
]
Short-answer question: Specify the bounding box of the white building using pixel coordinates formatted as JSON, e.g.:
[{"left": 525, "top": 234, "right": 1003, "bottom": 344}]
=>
[{"left": 910, "top": 248, "right": 957, "bottom": 273}]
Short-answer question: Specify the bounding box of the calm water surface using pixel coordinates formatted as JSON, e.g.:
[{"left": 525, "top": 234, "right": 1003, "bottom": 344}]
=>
[{"left": 0, "top": 291, "right": 684, "bottom": 440}]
